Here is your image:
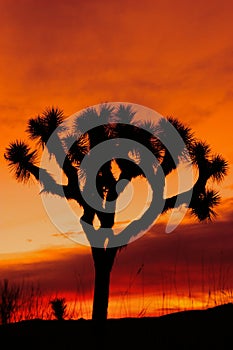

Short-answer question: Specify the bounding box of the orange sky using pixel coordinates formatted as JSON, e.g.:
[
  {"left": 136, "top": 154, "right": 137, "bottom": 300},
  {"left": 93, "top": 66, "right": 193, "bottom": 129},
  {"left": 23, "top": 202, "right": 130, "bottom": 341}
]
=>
[{"left": 0, "top": 0, "right": 233, "bottom": 318}]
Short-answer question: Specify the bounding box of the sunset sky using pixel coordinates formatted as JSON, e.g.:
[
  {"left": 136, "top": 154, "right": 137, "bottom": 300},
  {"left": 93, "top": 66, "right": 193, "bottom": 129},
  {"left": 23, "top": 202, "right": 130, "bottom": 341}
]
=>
[{"left": 0, "top": 0, "right": 233, "bottom": 318}]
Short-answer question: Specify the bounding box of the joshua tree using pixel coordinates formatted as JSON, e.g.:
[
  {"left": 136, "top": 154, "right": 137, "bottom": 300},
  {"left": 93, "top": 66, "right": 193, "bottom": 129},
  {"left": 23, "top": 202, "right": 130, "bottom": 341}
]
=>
[
  {"left": 50, "top": 297, "right": 67, "bottom": 321},
  {"left": 4, "top": 104, "right": 228, "bottom": 320}
]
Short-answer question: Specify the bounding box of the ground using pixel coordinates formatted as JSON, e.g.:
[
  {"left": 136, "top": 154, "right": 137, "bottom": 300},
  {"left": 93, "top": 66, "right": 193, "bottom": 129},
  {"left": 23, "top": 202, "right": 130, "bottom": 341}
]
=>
[{"left": 0, "top": 303, "right": 232, "bottom": 349}]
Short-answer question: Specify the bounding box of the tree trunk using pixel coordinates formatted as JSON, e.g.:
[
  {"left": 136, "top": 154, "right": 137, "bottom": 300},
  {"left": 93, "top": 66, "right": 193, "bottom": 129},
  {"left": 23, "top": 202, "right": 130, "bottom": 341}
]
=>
[
  {"left": 91, "top": 247, "right": 118, "bottom": 320},
  {"left": 80, "top": 174, "right": 118, "bottom": 320},
  {"left": 92, "top": 263, "right": 111, "bottom": 320}
]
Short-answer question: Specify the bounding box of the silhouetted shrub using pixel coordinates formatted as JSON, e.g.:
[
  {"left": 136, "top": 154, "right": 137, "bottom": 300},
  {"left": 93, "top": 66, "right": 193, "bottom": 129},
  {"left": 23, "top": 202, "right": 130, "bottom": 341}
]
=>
[{"left": 50, "top": 297, "right": 67, "bottom": 320}]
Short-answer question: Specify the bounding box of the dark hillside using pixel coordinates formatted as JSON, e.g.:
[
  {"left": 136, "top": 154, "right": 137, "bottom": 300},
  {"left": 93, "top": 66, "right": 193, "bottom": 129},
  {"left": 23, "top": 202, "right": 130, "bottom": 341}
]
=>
[{"left": 0, "top": 303, "right": 232, "bottom": 349}]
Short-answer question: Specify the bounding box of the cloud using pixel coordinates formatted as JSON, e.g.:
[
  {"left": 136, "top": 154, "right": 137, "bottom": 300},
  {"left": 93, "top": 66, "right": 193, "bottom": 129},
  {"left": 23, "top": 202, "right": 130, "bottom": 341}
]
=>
[
  {"left": 0, "top": 204, "right": 232, "bottom": 299},
  {"left": 0, "top": 246, "right": 93, "bottom": 294}
]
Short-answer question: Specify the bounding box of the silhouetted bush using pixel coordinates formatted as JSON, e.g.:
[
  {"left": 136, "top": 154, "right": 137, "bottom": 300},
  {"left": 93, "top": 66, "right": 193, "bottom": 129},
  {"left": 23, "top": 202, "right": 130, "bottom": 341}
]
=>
[{"left": 50, "top": 298, "right": 67, "bottom": 320}]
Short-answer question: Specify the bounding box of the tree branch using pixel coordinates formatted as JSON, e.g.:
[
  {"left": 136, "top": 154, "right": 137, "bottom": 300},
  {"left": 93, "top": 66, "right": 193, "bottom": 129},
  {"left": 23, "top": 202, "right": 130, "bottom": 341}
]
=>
[
  {"left": 27, "top": 163, "right": 81, "bottom": 200},
  {"left": 45, "top": 133, "right": 80, "bottom": 187}
]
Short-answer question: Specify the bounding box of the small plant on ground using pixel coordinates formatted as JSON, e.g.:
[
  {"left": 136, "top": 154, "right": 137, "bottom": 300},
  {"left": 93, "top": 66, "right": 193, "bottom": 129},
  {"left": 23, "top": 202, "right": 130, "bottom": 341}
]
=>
[{"left": 50, "top": 297, "right": 67, "bottom": 320}]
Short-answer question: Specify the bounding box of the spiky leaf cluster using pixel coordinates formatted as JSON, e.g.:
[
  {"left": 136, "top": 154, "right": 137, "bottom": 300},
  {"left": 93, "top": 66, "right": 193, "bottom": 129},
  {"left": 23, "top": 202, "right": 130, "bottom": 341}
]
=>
[
  {"left": 26, "top": 107, "right": 64, "bottom": 147},
  {"left": 4, "top": 141, "right": 37, "bottom": 182},
  {"left": 191, "top": 189, "right": 221, "bottom": 221}
]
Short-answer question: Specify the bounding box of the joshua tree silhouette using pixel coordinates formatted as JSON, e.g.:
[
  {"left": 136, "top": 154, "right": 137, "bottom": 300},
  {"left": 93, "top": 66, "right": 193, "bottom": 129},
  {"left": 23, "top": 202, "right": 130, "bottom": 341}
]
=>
[{"left": 4, "top": 104, "right": 228, "bottom": 320}]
